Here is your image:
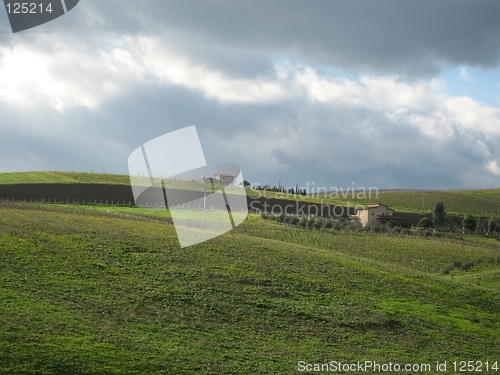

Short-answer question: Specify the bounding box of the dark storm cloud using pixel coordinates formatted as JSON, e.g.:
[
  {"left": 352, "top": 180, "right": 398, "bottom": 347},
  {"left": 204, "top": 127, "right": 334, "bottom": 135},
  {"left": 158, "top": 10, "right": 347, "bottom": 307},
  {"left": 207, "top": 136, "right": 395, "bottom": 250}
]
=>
[
  {"left": 45, "top": 0, "right": 500, "bottom": 78},
  {"left": 1, "top": 0, "right": 500, "bottom": 190}
]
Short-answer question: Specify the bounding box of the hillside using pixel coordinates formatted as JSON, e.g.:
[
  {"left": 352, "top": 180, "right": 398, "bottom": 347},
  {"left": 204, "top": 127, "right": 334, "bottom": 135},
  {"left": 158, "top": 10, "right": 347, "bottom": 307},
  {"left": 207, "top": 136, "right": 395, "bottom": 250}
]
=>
[
  {"left": 326, "top": 189, "right": 500, "bottom": 216},
  {"left": 2, "top": 171, "right": 500, "bottom": 216},
  {"left": 0, "top": 171, "right": 131, "bottom": 185},
  {"left": 0, "top": 201, "right": 499, "bottom": 374}
]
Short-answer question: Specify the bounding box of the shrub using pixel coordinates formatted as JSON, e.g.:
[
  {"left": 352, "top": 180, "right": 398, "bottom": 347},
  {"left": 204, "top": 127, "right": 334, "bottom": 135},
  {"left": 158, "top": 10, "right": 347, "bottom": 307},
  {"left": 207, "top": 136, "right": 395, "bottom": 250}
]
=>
[
  {"left": 323, "top": 220, "right": 334, "bottom": 229},
  {"left": 476, "top": 217, "right": 485, "bottom": 234},
  {"left": 461, "top": 262, "right": 474, "bottom": 271},
  {"left": 418, "top": 217, "right": 434, "bottom": 229},
  {"left": 401, "top": 219, "right": 412, "bottom": 229},
  {"left": 370, "top": 225, "right": 387, "bottom": 233},
  {"left": 442, "top": 266, "right": 454, "bottom": 275},
  {"left": 463, "top": 214, "right": 477, "bottom": 232},
  {"left": 313, "top": 220, "right": 324, "bottom": 229},
  {"left": 402, "top": 228, "right": 412, "bottom": 235},
  {"left": 346, "top": 222, "right": 361, "bottom": 231},
  {"left": 445, "top": 215, "right": 462, "bottom": 228},
  {"left": 488, "top": 218, "right": 497, "bottom": 234}
]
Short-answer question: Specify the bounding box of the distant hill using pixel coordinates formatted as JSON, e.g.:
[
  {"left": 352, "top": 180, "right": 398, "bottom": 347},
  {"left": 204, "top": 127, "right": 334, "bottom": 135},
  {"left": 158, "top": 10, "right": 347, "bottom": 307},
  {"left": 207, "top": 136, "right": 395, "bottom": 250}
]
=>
[
  {"left": 0, "top": 171, "right": 131, "bottom": 185},
  {"left": 314, "top": 189, "right": 500, "bottom": 216},
  {"left": 1, "top": 172, "right": 500, "bottom": 216}
]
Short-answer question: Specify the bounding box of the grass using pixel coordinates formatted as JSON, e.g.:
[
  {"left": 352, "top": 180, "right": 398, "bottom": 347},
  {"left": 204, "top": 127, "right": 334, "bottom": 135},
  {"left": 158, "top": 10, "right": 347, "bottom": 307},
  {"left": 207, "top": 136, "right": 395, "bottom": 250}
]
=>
[
  {"left": 3, "top": 171, "right": 500, "bottom": 216},
  {"left": 329, "top": 189, "right": 500, "bottom": 216},
  {"left": 0, "top": 171, "right": 131, "bottom": 185},
  {"left": 256, "top": 188, "right": 500, "bottom": 216},
  {"left": 0, "top": 201, "right": 499, "bottom": 374}
]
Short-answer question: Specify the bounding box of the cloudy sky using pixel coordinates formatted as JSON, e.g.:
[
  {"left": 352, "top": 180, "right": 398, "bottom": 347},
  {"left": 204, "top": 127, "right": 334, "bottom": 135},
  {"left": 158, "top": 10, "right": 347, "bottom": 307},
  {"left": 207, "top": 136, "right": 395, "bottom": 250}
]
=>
[{"left": 1, "top": 0, "right": 500, "bottom": 190}]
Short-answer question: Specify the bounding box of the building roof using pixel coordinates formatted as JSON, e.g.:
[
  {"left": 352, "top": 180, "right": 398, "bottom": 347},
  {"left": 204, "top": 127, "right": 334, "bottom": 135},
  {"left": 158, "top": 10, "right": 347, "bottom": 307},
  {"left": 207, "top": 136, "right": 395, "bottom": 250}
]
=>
[
  {"left": 357, "top": 203, "right": 394, "bottom": 210},
  {"left": 214, "top": 173, "right": 234, "bottom": 177}
]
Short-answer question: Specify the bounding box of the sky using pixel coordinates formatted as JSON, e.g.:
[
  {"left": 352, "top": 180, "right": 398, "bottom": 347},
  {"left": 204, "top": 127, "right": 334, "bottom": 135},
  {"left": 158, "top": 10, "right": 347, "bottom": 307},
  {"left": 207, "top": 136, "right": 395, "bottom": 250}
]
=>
[{"left": 1, "top": 0, "right": 500, "bottom": 191}]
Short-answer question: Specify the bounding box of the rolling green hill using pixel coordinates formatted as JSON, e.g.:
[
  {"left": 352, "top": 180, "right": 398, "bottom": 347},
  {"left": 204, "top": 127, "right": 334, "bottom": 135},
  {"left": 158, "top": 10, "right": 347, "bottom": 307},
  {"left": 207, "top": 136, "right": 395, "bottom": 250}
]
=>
[
  {"left": 1, "top": 171, "right": 500, "bottom": 216},
  {"left": 0, "top": 171, "right": 131, "bottom": 185},
  {"left": 327, "top": 189, "right": 500, "bottom": 216},
  {"left": 0, "top": 201, "right": 499, "bottom": 374}
]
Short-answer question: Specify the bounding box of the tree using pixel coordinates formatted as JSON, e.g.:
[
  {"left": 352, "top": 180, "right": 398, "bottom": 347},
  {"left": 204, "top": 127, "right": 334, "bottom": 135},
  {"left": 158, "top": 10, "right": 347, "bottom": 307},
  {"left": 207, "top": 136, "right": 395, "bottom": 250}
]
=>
[
  {"left": 476, "top": 217, "right": 484, "bottom": 233},
  {"left": 418, "top": 217, "right": 434, "bottom": 229},
  {"left": 488, "top": 218, "right": 497, "bottom": 234},
  {"left": 433, "top": 202, "right": 446, "bottom": 226},
  {"left": 462, "top": 214, "right": 477, "bottom": 233},
  {"left": 444, "top": 215, "right": 462, "bottom": 230},
  {"left": 242, "top": 180, "right": 250, "bottom": 188}
]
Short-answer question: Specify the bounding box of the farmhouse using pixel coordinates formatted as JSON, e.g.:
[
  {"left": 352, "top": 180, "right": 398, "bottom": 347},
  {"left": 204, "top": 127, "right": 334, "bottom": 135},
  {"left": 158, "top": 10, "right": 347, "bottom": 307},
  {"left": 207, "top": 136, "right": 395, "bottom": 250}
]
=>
[
  {"left": 199, "top": 174, "right": 235, "bottom": 185},
  {"left": 350, "top": 203, "right": 404, "bottom": 226},
  {"left": 214, "top": 173, "right": 235, "bottom": 184}
]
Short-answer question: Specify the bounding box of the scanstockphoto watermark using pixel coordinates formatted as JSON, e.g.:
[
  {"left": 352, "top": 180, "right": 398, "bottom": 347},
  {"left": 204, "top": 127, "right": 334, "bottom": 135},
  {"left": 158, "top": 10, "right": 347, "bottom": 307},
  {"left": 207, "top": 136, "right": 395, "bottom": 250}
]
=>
[
  {"left": 248, "top": 198, "right": 362, "bottom": 218},
  {"left": 250, "top": 182, "right": 379, "bottom": 201},
  {"left": 297, "top": 360, "right": 433, "bottom": 373},
  {"left": 128, "top": 125, "right": 248, "bottom": 249}
]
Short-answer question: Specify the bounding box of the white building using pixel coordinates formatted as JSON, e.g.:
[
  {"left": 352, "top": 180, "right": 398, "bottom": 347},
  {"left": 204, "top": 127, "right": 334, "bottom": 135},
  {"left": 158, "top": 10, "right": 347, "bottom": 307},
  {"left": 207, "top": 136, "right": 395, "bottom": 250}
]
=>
[
  {"left": 214, "top": 173, "right": 235, "bottom": 184},
  {"left": 351, "top": 203, "right": 403, "bottom": 226}
]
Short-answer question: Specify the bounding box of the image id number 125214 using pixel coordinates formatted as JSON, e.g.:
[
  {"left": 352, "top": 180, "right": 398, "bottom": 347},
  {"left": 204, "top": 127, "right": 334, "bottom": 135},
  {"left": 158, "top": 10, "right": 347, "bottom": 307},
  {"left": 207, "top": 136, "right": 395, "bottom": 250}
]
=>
[
  {"left": 5, "top": 2, "right": 53, "bottom": 13},
  {"left": 453, "top": 361, "right": 499, "bottom": 372}
]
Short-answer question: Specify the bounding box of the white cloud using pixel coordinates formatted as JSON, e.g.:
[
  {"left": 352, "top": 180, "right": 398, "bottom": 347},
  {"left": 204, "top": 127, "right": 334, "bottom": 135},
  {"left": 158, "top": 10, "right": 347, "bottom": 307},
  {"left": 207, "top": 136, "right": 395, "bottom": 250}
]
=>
[
  {"left": 119, "top": 36, "right": 292, "bottom": 104},
  {"left": 459, "top": 66, "right": 472, "bottom": 81},
  {"left": 291, "top": 67, "right": 500, "bottom": 141},
  {"left": 1, "top": 33, "right": 500, "bottom": 188},
  {"left": 0, "top": 35, "right": 294, "bottom": 111},
  {"left": 486, "top": 159, "right": 500, "bottom": 176},
  {"left": 1, "top": 35, "right": 499, "bottom": 139}
]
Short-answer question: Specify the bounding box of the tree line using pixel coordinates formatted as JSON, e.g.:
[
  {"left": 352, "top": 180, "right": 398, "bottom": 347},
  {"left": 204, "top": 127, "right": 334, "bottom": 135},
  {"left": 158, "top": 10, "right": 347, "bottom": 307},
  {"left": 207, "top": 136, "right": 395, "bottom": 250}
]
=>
[
  {"left": 417, "top": 201, "right": 500, "bottom": 234},
  {"left": 242, "top": 180, "right": 307, "bottom": 196}
]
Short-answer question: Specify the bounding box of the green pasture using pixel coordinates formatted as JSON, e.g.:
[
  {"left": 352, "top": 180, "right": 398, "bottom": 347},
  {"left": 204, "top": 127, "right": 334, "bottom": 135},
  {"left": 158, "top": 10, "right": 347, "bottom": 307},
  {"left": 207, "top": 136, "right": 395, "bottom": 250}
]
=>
[{"left": 0, "top": 201, "right": 499, "bottom": 374}]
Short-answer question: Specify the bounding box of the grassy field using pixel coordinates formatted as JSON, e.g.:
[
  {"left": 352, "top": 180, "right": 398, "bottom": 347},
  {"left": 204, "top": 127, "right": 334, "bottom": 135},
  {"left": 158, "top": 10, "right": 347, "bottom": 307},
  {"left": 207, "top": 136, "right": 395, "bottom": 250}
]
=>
[
  {"left": 0, "top": 201, "right": 499, "bottom": 374},
  {"left": 2, "top": 171, "right": 500, "bottom": 216},
  {"left": 327, "top": 189, "right": 500, "bottom": 216},
  {"left": 0, "top": 171, "right": 131, "bottom": 185}
]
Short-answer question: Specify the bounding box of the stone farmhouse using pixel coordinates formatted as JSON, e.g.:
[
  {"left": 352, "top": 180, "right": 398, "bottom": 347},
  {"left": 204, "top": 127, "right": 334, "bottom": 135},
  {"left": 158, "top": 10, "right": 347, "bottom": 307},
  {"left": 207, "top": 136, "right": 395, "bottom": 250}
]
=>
[
  {"left": 214, "top": 173, "right": 235, "bottom": 184},
  {"left": 199, "top": 174, "right": 235, "bottom": 185},
  {"left": 350, "top": 203, "right": 405, "bottom": 226}
]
